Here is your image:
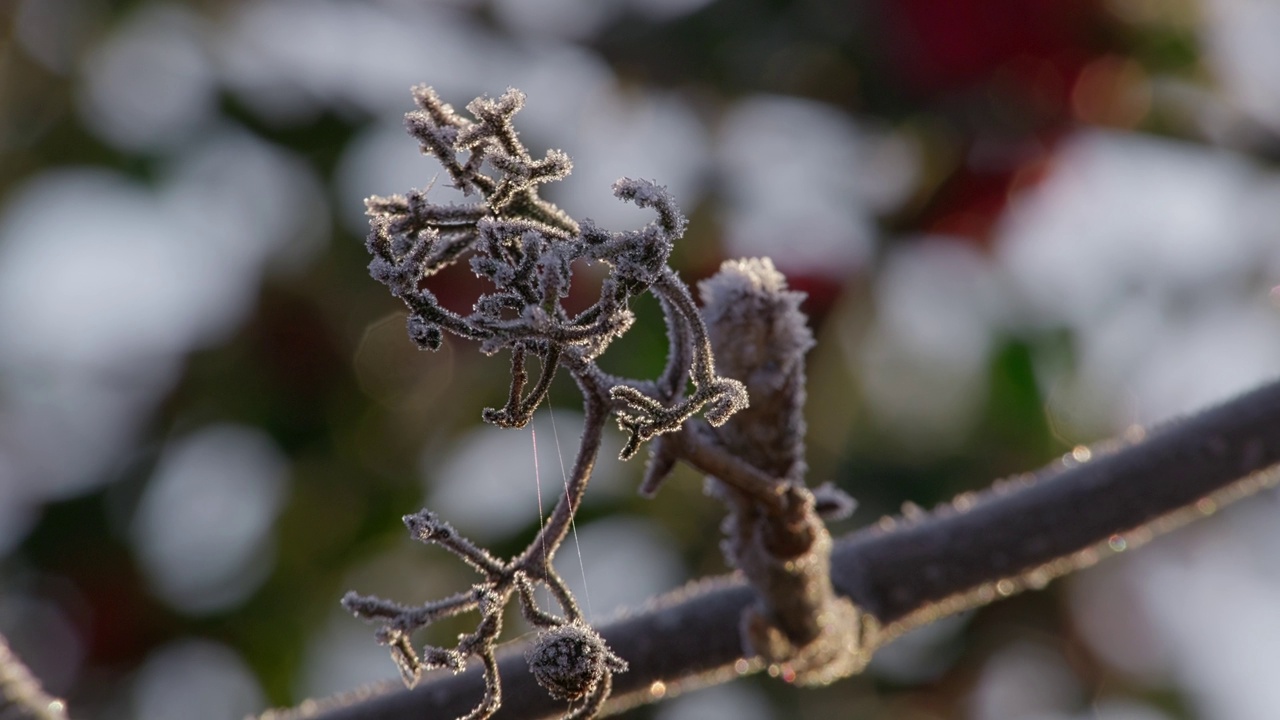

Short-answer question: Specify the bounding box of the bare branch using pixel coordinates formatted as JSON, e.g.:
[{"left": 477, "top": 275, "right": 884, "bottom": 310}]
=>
[
  {"left": 266, "top": 375, "right": 1280, "bottom": 720},
  {"left": 837, "top": 374, "right": 1280, "bottom": 633}
]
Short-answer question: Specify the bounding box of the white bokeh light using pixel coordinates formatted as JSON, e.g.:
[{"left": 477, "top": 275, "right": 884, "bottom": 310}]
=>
[
  {"left": 426, "top": 410, "right": 625, "bottom": 545},
  {"left": 0, "top": 130, "right": 325, "bottom": 368},
  {"left": 0, "top": 127, "right": 325, "bottom": 510},
  {"left": 967, "top": 641, "right": 1081, "bottom": 720},
  {"left": 0, "top": 169, "right": 211, "bottom": 366},
  {"left": 160, "top": 126, "right": 330, "bottom": 277},
  {"left": 549, "top": 85, "right": 710, "bottom": 232},
  {"left": 215, "top": 0, "right": 499, "bottom": 122},
  {"left": 131, "top": 425, "right": 290, "bottom": 614},
  {"left": 856, "top": 238, "right": 1005, "bottom": 452},
  {"left": 716, "top": 95, "right": 917, "bottom": 277},
  {"left": 0, "top": 459, "right": 35, "bottom": 556},
  {"left": 1202, "top": 0, "right": 1280, "bottom": 134},
  {"left": 334, "top": 118, "right": 458, "bottom": 236},
  {"left": 1067, "top": 554, "right": 1172, "bottom": 685},
  {"left": 131, "top": 639, "right": 265, "bottom": 720},
  {"left": 76, "top": 3, "right": 216, "bottom": 151},
  {"left": 1071, "top": 499, "right": 1280, "bottom": 720},
  {"left": 1000, "top": 127, "right": 1280, "bottom": 720},
  {"left": 1133, "top": 501, "right": 1280, "bottom": 720},
  {"left": 297, "top": 611, "right": 401, "bottom": 699},
  {"left": 0, "top": 371, "right": 167, "bottom": 502},
  {"left": 484, "top": 0, "right": 716, "bottom": 41},
  {"left": 996, "top": 130, "right": 1280, "bottom": 431},
  {"left": 552, "top": 516, "right": 685, "bottom": 623},
  {"left": 623, "top": 0, "right": 716, "bottom": 21},
  {"left": 997, "top": 131, "right": 1270, "bottom": 333},
  {"left": 867, "top": 610, "right": 970, "bottom": 685}
]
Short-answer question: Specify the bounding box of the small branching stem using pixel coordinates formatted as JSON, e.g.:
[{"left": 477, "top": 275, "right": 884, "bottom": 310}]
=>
[{"left": 515, "top": 389, "right": 606, "bottom": 575}]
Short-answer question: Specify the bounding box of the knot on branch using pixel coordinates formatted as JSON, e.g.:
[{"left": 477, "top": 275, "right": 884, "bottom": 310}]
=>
[{"left": 734, "top": 487, "right": 876, "bottom": 685}]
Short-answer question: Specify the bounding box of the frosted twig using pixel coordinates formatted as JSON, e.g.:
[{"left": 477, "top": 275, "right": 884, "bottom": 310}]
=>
[{"left": 351, "top": 86, "right": 751, "bottom": 719}]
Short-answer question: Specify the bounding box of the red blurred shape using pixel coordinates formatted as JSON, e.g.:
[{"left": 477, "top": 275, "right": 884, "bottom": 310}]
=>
[{"left": 886, "top": 0, "right": 1103, "bottom": 97}]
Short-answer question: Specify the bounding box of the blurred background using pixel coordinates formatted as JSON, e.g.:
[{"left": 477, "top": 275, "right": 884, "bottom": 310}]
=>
[{"left": 3, "top": 0, "right": 1280, "bottom": 718}]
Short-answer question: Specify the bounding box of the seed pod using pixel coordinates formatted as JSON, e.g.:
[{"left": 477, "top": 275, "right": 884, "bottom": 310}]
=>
[{"left": 526, "top": 622, "right": 627, "bottom": 702}]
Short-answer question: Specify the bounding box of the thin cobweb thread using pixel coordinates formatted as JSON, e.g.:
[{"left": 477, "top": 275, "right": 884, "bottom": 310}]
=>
[
  {"left": 549, "top": 406, "right": 593, "bottom": 619},
  {"left": 531, "top": 424, "right": 549, "bottom": 575}
]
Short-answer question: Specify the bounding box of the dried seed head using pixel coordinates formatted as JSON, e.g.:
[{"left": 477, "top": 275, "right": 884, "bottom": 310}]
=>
[{"left": 526, "top": 622, "right": 626, "bottom": 702}]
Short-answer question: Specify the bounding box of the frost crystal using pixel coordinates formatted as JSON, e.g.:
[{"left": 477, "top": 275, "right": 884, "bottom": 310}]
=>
[
  {"left": 347, "top": 85, "right": 749, "bottom": 720},
  {"left": 527, "top": 622, "right": 627, "bottom": 702}
]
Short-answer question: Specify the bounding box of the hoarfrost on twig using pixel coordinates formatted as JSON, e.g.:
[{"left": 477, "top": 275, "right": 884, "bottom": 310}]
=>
[{"left": 349, "top": 85, "right": 755, "bottom": 720}]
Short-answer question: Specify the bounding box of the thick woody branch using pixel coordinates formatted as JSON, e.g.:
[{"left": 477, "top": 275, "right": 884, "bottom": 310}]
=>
[
  {"left": 836, "top": 374, "right": 1280, "bottom": 629},
  {"left": 266, "top": 375, "right": 1280, "bottom": 720}
]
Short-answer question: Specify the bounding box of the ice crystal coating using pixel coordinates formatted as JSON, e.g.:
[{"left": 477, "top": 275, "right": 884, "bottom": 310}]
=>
[
  {"left": 526, "top": 622, "right": 627, "bottom": 703},
  {"left": 699, "top": 257, "right": 813, "bottom": 480},
  {"left": 349, "top": 85, "right": 749, "bottom": 720}
]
